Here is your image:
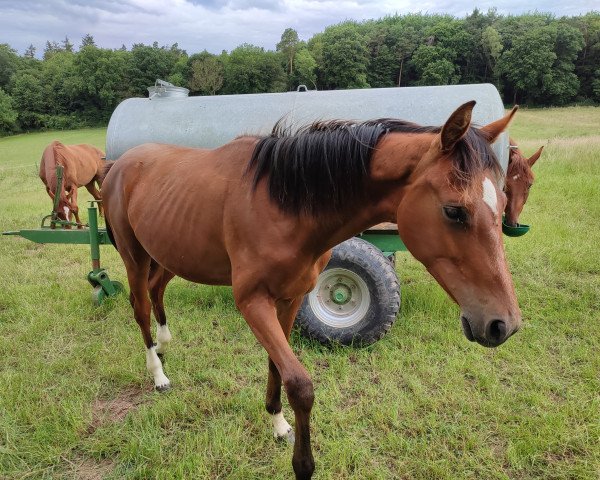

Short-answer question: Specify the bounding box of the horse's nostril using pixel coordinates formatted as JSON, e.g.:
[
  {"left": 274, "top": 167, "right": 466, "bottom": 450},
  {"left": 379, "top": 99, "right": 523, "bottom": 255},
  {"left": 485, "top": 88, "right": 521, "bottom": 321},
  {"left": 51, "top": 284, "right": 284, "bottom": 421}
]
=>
[{"left": 488, "top": 319, "right": 507, "bottom": 342}]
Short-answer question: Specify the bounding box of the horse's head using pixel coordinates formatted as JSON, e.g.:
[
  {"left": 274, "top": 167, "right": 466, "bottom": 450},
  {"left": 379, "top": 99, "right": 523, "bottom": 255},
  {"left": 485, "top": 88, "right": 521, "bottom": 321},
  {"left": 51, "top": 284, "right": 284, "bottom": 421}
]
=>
[
  {"left": 396, "top": 101, "right": 521, "bottom": 347},
  {"left": 55, "top": 192, "right": 72, "bottom": 222},
  {"left": 504, "top": 140, "right": 543, "bottom": 227}
]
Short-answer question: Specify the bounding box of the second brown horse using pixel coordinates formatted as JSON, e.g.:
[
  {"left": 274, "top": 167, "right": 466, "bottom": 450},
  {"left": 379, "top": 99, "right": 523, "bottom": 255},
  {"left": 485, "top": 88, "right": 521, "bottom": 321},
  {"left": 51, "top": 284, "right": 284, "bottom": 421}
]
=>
[
  {"left": 102, "top": 101, "right": 522, "bottom": 479},
  {"left": 39, "top": 141, "right": 106, "bottom": 225},
  {"left": 504, "top": 138, "right": 544, "bottom": 226}
]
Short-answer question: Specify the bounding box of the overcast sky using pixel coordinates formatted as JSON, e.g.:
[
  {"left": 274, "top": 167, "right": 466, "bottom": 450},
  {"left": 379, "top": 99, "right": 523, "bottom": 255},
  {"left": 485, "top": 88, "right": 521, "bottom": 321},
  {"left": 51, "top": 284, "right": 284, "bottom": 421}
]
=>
[{"left": 0, "top": 0, "right": 596, "bottom": 56}]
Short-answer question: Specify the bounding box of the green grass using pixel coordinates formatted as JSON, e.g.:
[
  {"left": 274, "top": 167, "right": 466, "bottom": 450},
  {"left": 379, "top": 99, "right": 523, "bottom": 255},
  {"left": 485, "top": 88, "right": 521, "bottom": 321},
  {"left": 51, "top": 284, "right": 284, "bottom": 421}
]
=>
[{"left": 1, "top": 108, "right": 599, "bottom": 479}]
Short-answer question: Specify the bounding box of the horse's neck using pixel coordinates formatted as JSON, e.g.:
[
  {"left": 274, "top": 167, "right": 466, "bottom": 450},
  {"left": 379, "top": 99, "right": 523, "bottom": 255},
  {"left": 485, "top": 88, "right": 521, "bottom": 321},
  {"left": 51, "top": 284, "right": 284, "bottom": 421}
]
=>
[
  {"left": 43, "top": 143, "right": 68, "bottom": 194},
  {"left": 309, "top": 133, "right": 432, "bottom": 251},
  {"left": 43, "top": 145, "right": 58, "bottom": 181}
]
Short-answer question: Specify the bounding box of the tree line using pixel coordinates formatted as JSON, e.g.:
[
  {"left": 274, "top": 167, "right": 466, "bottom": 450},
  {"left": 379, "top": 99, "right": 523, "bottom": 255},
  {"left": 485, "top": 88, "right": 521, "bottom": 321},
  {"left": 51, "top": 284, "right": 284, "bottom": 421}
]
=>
[{"left": 0, "top": 9, "right": 599, "bottom": 136}]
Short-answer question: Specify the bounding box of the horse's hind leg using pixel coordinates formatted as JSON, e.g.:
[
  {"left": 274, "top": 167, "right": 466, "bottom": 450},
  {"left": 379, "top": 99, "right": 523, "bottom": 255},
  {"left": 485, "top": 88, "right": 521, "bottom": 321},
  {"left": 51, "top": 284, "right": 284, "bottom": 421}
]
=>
[
  {"left": 85, "top": 180, "right": 103, "bottom": 216},
  {"left": 148, "top": 259, "right": 175, "bottom": 355},
  {"left": 267, "top": 298, "right": 302, "bottom": 443},
  {"left": 113, "top": 224, "right": 170, "bottom": 391}
]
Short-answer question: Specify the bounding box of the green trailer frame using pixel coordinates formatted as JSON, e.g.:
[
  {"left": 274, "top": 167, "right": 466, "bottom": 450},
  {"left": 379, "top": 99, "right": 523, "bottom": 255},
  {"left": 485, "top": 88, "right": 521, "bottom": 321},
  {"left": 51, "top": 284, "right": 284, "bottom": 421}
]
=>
[{"left": 3, "top": 166, "right": 123, "bottom": 304}]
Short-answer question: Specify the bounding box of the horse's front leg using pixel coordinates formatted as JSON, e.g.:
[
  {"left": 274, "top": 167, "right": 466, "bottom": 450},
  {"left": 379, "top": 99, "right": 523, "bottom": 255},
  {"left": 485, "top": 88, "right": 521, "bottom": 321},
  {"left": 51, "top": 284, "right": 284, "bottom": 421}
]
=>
[
  {"left": 68, "top": 187, "right": 82, "bottom": 228},
  {"left": 267, "top": 298, "right": 303, "bottom": 443},
  {"left": 235, "top": 291, "right": 315, "bottom": 480}
]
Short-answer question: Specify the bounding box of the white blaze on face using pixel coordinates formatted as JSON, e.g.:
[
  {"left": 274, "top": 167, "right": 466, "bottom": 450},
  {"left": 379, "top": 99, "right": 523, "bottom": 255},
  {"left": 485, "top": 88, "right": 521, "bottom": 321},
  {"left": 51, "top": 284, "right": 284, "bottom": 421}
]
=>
[
  {"left": 63, "top": 206, "right": 70, "bottom": 220},
  {"left": 482, "top": 177, "right": 498, "bottom": 214}
]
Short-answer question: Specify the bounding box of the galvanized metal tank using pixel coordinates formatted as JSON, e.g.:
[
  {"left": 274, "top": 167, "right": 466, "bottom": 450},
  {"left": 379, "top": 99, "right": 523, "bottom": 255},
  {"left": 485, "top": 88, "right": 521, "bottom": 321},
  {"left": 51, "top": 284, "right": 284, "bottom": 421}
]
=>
[{"left": 106, "top": 83, "right": 510, "bottom": 172}]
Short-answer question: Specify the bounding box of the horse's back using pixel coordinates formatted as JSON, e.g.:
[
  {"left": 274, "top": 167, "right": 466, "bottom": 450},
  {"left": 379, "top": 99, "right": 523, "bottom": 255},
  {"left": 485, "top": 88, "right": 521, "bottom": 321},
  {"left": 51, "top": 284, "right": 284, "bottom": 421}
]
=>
[{"left": 57, "top": 143, "right": 104, "bottom": 184}]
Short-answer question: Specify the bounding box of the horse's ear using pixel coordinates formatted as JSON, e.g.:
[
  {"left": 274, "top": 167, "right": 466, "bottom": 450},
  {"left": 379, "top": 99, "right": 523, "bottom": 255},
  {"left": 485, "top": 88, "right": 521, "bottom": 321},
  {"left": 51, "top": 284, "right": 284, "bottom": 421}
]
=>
[
  {"left": 528, "top": 145, "right": 544, "bottom": 167},
  {"left": 440, "top": 100, "right": 476, "bottom": 152},
  {"left": 480, "top": 105, "right": 519, "bottom": 143}
]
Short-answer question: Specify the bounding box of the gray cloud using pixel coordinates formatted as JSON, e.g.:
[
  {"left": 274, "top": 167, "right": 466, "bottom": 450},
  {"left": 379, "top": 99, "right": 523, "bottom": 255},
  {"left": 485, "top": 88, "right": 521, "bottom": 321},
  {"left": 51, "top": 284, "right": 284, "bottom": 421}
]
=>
[{"left": 0, "top": 0, "right": 595, "bottom": 56}]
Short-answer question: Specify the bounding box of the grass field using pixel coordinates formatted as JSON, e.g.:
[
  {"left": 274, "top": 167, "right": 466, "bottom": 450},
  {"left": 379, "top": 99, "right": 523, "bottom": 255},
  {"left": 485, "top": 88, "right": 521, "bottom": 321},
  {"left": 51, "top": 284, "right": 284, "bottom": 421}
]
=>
[{"left": 0, "top": 108, "right": 599, "bottom": 479}]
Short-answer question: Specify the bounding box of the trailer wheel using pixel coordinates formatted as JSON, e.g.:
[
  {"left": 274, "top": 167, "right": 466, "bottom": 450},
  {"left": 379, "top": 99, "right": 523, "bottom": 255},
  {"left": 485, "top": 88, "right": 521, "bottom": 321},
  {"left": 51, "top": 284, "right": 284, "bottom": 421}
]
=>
[{"left": 296, "top": 237, "right": 400, "bottom": 346}]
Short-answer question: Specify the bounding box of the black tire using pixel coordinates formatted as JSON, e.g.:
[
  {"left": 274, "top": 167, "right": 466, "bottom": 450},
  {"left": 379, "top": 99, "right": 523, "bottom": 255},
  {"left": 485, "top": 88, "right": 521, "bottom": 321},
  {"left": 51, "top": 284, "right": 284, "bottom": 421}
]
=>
[{"left": 296, "top": 237, "right": 400, "bottom": 346}]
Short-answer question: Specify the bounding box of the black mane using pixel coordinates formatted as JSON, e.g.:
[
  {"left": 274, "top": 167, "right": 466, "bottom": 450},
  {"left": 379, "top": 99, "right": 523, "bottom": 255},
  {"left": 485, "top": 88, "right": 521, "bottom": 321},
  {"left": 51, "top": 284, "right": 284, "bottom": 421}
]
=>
[{"left": 246, "top": 118, "right": 502, "bottom": 215}]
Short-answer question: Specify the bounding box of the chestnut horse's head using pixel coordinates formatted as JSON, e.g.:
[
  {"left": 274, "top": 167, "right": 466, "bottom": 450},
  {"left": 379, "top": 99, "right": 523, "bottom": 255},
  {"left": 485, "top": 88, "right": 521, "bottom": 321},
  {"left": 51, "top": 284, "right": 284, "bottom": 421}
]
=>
[
  {"left": 396, "top": 102, "right": 521, "bottom": 347},
  {"left": 504, "top": 140, "right": 543, "bottom": 227},
  {"left": 56, "top": 195, "right": 72, "bottom": 222}
]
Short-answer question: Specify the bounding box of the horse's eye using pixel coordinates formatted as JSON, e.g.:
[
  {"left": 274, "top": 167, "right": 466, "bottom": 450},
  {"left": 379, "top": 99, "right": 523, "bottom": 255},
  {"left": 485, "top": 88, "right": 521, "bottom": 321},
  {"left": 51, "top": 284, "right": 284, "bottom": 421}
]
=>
[{"left": 443, "top": 206, "right": 469, "bottom": 224}]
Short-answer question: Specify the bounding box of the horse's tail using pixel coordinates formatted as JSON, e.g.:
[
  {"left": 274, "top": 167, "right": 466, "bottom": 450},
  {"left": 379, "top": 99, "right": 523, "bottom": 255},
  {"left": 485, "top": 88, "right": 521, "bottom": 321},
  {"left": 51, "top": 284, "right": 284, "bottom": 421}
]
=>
[
  {"left": 105, "top": 218, "right": 118, "bottom": 251},
  {"left": 98, "top": 160, "right": 116, "bottom": 187},
  {"left": 100, "top": 160, "right": 118, "bottom": 250}
]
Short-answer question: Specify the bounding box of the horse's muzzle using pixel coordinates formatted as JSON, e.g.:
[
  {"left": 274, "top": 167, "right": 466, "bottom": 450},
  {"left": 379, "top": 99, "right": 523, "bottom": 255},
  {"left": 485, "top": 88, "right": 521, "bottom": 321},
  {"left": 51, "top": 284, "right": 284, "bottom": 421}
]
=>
[{"left": 460, "top": 315, "right": 519, "bottom": 348}]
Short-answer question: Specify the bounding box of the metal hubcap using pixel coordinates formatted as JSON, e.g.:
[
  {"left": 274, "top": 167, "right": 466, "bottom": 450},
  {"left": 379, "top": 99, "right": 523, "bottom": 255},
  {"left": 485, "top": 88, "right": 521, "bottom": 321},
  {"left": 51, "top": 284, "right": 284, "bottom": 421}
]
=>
[
  {"left": 331, "top": 282, "right": 351, "bottom": 304},
  {"left": 308, "top": 268, "right": 371, "bottom": 328}
]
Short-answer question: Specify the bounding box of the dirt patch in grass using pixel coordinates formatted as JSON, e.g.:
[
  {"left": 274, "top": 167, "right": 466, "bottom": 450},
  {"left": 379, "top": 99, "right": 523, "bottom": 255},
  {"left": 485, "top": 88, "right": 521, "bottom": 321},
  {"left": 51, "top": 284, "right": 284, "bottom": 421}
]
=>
[
  {"left": 88, "top": 385, "right": 151, "bottom": 434},
  {"left": 65, "top": 456, "right": 115, "bottom": 480}
]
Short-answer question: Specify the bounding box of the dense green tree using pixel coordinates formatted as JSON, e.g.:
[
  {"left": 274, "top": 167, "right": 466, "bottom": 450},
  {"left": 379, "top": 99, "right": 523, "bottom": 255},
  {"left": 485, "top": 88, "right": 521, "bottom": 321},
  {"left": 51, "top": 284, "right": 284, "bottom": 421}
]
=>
[
  {"left": 363, "top": 23, "right": 397, "bottom": 87},
  {"left": 499, "top": 25, "right": 556, "bottom": 103},
  {"left": 41, "top": 51, "right": 78, "bottom": 115},
  {"left": 9, "top": 70, "right": 45, "bottom": 129},
  {"left": 462, "top": 8, "right": 500, "bottom": 82},
  {"left": 388, "top": 23, "right": 420, "bottom": 86},
  {"left": 81, "top": 34, "right": 96, "bottom": 48},
  {"left": 72, "top": 46, "right": 130, "bottom": 120},
  {"left": 189, "top": 52, "right": 224, "bottom": 95},
  {"left": 221, "top": 44, "right": 286, "bottom": 94},
  {"left": 481, "top": 26, "right": 503, "bottom": 83},
  {"left": 168, "top": 55, "right": 189, "bottom": 87},
  {"left": 411, "top": 45, "right": 459, "bottom": 85},
  {"left": 277, "top": 28, "right": 300, "bottom": 75},
  {"left": 126, "top": 43, "right": 184, "bottom": 95},
  {"left": 320, "top": 22, "right": 370, "bottom": 89},
  {"left": 24, "top": 44, "right": 36, "bottom": 58},
  {"left": 593, "top": 68, "right": 600, "bottom": 101},
  {"left": 568, "top": 12, "right": 600, "bottom": 99},
  {"left": 547, "top": 22, "right": 585, "bottom": 104},
  {"left": 0, "top": 44, "right": 20, "bottom": 89},
  {"left": 43, "top": 40, "right": 62, "bottom": 60},
  {"left": 293, "top": 48, "right": 317, "bottom": 89},
  {"left": 127, "top": 42, "right": 179, "bottom": 96},
  {"left": 0, "top": 88, "right": 17, "bottom": 134},
  {"left": 307, "top": 33, "right": 325, "bottom": 88},
  {"left": 499, "top": 23, "right": 583, "bottom": 104},
  {"left": 62, "top": 36, "right": 74, "bottom": 53}
]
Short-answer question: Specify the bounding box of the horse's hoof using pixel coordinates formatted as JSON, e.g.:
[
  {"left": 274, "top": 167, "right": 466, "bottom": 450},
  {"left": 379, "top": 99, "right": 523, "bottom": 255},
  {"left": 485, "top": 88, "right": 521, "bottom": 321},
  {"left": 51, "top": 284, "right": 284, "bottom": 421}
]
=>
[
  {"left": 276, "top": 428, "right": 295, "bottom": 445},
  {"left": 155, "top": 382, "right": 171, "bottom": 392}
]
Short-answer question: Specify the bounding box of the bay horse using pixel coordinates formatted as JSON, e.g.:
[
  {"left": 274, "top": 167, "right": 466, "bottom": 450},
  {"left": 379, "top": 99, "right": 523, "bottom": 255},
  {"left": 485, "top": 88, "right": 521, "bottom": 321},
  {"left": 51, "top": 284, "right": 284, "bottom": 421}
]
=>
[
  {"left": 39, "top": 141, "right": 106, "bottom": 226},
  {"left": 504, "top": 138, "right": 544, "bottom": 226},
  {"left": 101, "top": 101, "right": 522, "bottom": 479}
]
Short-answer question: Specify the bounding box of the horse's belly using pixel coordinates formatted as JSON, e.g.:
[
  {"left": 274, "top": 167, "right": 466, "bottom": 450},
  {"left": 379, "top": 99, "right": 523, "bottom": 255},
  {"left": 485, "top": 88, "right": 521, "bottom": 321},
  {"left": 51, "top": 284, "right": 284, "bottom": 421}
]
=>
[{"left": 136, "top": 224, "right": 232, "bottom": 286}]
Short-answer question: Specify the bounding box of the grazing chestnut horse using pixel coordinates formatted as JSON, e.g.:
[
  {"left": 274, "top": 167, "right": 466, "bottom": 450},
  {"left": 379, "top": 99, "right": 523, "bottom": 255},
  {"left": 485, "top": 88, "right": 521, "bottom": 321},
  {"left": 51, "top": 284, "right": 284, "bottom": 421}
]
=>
[
  {"left": 101, "top": 101, "right": 522, "bottom": 479},
  {"left": 39, "top": 141, "right": 106, "bottom": 225},
  {"left": 504, "top": 138, "right": 544, "bottom": 226}
]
